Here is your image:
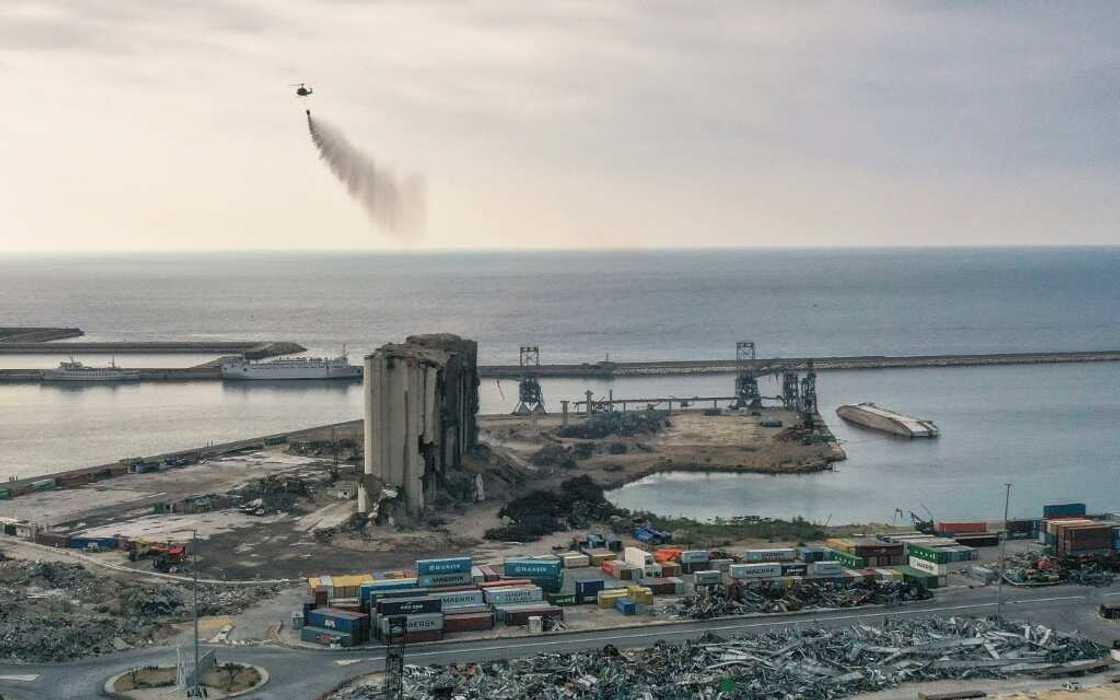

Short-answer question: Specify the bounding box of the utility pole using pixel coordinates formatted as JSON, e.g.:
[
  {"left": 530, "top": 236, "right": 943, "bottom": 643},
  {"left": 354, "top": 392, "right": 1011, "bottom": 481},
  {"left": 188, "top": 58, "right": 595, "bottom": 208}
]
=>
[
  {"left": 995, "top": 483, "right": 1012, "bottom": 621},
  {"left": 189, "top": 529, "right": 201, "bottom": 698}
]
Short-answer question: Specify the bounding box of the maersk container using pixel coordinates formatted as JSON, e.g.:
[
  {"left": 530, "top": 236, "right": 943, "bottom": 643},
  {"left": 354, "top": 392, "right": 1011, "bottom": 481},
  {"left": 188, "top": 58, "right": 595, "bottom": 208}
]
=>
[
  {"left": 729, "top": 563, "right": 782, "bottom": 579},
  {"left": 429, "top": 589, "right": 485, "bottom": 610},
  {"left": 678, "top": 550, "right": 710, "bottom": 565},
  {"left": 376, "top": 596, "right": 442, "bottom": 617},
  {"left": 1043, "top": 503, "right": 1087, "bottom": 519},
  {"left": 378, "top": 612, "right": 444, "bottom": 636},
  {"left": 417, "top": 571, "right": 473, "bottom": 588},
  {"left": 416, "top": 556, "right": 472, "bottom": 576}
]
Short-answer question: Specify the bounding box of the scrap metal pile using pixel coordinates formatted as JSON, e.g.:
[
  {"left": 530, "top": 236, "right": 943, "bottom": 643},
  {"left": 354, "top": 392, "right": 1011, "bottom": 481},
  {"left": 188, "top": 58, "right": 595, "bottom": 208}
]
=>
[
  {"left": 1002, "top": 551, "right": 1116, "bottom": 587},
  {"left": 0, "top": 559, "right": 282, "bottom": 662},
  {"left": 671, "top": 579, "right": 932, "bottom": 619},
  {"left": 329, "top": 617, "right": 1105, "bottom": 699}
]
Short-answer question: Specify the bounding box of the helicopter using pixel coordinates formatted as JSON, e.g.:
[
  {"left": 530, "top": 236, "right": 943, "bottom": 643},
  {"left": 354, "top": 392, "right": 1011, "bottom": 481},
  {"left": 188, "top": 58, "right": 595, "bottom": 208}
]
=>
[{"left": 290, "top": 82, "right": 313, "bottom": 97}]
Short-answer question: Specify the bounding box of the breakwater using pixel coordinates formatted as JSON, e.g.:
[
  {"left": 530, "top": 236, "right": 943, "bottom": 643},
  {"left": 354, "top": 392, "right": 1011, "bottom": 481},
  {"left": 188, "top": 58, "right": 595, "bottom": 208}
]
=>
[{"left": 0, "top": 340, "right": 305, "bottom": 356}]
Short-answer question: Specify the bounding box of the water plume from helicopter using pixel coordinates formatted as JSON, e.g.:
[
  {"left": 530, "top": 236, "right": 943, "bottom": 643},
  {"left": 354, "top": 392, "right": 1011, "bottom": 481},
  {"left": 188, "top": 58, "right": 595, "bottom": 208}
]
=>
[{"left": 305, "top": 110, "right": 425, "bottom": 240}]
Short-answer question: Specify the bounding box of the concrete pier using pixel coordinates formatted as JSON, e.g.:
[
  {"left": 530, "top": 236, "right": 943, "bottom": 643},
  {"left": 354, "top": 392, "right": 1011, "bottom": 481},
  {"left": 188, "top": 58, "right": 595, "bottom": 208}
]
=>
[{"left": 0, "top": 340, "right": 305, "bottom": 356}]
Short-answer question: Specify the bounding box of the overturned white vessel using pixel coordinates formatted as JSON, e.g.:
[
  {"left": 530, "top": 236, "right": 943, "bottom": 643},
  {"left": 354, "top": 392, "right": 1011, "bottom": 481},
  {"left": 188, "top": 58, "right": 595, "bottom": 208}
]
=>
[
  {"left": 221, "top": 354, "right": 361, "bottom": 380},
  {"left": 836, "top": 402, "right": 940, "bottom": 438}
]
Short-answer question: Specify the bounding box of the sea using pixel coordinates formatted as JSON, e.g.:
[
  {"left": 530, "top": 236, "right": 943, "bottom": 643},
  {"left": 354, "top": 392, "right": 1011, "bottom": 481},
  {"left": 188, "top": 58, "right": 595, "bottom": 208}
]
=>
[{"left": 1, "top": 248, "right": 1118, "bottom": 523}]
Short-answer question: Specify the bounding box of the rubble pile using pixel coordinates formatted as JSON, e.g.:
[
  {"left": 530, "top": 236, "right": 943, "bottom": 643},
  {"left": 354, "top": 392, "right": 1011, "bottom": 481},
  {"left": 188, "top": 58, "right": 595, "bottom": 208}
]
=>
[
  {"left": 0, "top": 559, "right": 282, "bottom": 662},
  {"left": 1002, "top": 552, "right": 1117, "bottom": 587},
  {"left": 556, "top": 410, "right": 668, "bottom": 440},
  {"left": 485, "top": 476, "right": 621, "bottom": 542},
  {"left": 671, "top": 579, "right": 932, "bottom": 619},
  {"left": 231, "top": 475, "right": 312, "bottom": 515},
  {"left": 329, "top": 618, "right": 1105, "bottom": 699}
]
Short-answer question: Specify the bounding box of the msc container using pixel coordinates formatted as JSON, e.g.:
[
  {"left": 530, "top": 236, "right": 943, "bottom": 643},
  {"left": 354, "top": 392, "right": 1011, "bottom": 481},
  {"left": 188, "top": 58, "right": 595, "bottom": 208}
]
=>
[
  {"left": 416, "top": 556, "right": 472, "bottom": 576},
  {"left": 305, "top": 608, "right": 369, "bottom": 641},
  {"left": 1043, "top": 503, "right": 1087, "bottom": 519},
  {"left": 483, "top": 586, "right": 544, "bottom": 605},
  {"left": 417, "top": 572, "right": 473, "bottom": 588},
  {"left": 678, "top": 550, "right": 711, "bottom": 565},
  {"left": 694, "top": 570, "right": 722, "bottom": 586},
  {"left": 615, "top": 598, "right": 637, "bottom": 615},
  {"left": 301, "top": 625, "right": 355, "bottom": 647},
  {"left": 729, "top": 563, "right": 782, "bottom": 579},
  {"left": 429, "top": 589, "right": 485, "bottom": 610},
  {"left": 444, "top": 611, "right": 495, "bottom": 633},
  {"left": 375, "top": 596, "right": 442, "bottom": 617},
  {"left": 909, "top": 556, "right": 948, "bottom": 577},
  {"left": 743, "top": 548, "right": 797, "bottom": 563}
]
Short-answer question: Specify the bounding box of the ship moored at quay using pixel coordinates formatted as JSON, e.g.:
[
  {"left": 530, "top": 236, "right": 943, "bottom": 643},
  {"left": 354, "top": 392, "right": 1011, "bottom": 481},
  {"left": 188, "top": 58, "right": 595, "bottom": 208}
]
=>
[{"left": 836, "top": 402, "right": 940, "bottom": 438}]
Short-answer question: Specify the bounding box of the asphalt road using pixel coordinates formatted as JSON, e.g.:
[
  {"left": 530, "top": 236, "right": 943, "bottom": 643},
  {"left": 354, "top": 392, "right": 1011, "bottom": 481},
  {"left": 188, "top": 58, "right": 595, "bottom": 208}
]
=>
[{"left": 1, "top": 583, "right": 1117, "bottom": 700}]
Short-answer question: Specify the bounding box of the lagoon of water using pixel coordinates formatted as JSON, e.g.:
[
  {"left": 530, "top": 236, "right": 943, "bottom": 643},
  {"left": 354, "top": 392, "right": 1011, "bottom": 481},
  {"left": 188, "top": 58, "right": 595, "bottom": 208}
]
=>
[{"left": 1, "top": 249, "right": 1118, "bottom": 523}]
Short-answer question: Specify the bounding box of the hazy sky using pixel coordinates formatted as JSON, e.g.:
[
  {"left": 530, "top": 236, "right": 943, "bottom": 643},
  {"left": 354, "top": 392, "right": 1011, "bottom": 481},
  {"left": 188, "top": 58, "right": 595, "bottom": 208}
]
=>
[{"left": 1, "top": 1, "right": 1117, "bottom": 251}]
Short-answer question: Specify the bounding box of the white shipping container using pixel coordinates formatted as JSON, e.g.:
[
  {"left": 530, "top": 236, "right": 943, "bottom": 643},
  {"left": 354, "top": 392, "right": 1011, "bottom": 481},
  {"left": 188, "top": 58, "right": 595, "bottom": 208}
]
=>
[
  {"left": 909, "top": 556, "right": 948, "bottom": 576},
  {"left": 483, "top": 586, "right": 544, "bottom": 605},
  {"left": 808, "top": 561, "right": 843, "bottom": 576},
  {"left": 561, "top": 553, "right": 590, "bottom": 568},
  {"left": 378, "top": 612, "right": 444, "bottom": 635},
  {"left": 693, "top": 570, "right": 722, "bottom": 585},
  {"left": 430, "top": 590, "right": 485, "bottom": 610},
  {"left": 709, "top": 558, "right": 733, "bottom": 572},
  {"left": 729, "top": 563, "right": 782, "bottom": 578},
  {"left": 624, "top": 547, "right": 654, "bottom": 570},
  {"left": 743, "top": 548, "right": 797, "bottom": 563},
  {"left": 679, "top": 550, "right": 711, "bottom": 564}
]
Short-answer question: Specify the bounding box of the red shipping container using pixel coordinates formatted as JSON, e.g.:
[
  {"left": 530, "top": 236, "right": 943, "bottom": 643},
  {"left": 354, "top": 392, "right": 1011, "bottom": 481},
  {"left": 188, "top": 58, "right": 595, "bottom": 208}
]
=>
[
  {"left": 478, "top": 565, "right": 499, "bottom": 582},
  {"left": 503, "top": 606, "right": 563, "bottom": 626},
  {"left": 404, "top": 630, "right": 443, "bottom": 644},
  {"left": 601, "top": 560, "right": 623, "bottom": 577},
  {"left": 659, "top": 562, "right": 682, "bottom": 577},
  {"left": 479, "top": 578, "right": 532, "bottom": 589},
  {"left": 936, "top": 521, "right": 987, "bottom": 535},
  {"left": 654, "top": 548, "right": 683, "bottom": 563},
  {"left": 444, "top": 611, "right": 496, "bottom": 633}
]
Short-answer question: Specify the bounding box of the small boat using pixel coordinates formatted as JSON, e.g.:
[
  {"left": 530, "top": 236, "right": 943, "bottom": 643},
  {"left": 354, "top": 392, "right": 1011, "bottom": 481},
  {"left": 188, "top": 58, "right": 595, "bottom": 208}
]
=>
[
  {"left": 836, "top": 402, "right": 939, "bottom": 438},
  {"left": 43, "top": 358, "right": 141, "bottom": 383}
]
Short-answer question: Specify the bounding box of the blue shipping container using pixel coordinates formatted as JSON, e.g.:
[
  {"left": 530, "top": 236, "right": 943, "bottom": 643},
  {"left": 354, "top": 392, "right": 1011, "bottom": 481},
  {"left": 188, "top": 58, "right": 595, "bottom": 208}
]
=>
[
  {"left": 417, "top": 572, "right": 472, "bottom": 588},
  {"left": 504, "top": 559, "right": 563, "bottom": 578},
  {"left": 68, "top": 537, "right": 119, "bottom": 551},
  {"left": 575, "top": 579, "right": 605, "bottom": 603},
  {"left": 1043, "top": 503, "right": 1087, "bottom": 518},
  {"left": 615, "top": 598, "right": 637, "bottom": 615},
  {"left": 359, "top": 579, "right": 419, "bottom": 607},
  {"left": 306, "top": 608, "right": 369, "bottom": 636},
  {"left": 416, "top": 557, "right": 472, "bottom": 576}
]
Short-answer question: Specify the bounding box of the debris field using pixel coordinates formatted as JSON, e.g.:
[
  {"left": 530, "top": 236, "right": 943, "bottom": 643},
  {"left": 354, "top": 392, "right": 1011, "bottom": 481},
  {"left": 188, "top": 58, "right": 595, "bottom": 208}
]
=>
[
  {"left": 670, "top": 579, "right": 933, "bottom": 619},
  {"left": 329, "top": 617, "right": 1106, "bottom": 699}
]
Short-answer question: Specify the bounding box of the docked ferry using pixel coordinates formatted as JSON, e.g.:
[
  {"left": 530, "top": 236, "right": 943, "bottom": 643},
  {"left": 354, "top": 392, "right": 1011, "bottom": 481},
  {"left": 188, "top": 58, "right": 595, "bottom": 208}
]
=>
[
  {"left": 42, "top": 359, "right": 141, "bottom": 382},
  {"left": 220, "top": 353, "right": 362, "bottom": 381},
  {"left": 836, "top": 402, "right": 940, "bottom": 438}
]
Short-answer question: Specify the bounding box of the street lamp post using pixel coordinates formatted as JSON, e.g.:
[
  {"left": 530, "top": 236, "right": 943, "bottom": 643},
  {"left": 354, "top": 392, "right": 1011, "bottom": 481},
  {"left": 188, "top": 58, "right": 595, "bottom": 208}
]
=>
[
  {"left": 995, "top": 483, "right": 1012, "bottom": 621},
  {"left": 189, "top": 530, "right": 200, "bottom": 697}
]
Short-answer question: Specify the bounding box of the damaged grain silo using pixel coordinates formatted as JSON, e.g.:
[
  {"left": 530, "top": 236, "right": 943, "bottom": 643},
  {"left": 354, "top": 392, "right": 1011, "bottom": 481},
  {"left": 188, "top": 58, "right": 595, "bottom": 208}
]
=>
[{"left": 360, "top": 334, "right": 480, "bottom": 517}]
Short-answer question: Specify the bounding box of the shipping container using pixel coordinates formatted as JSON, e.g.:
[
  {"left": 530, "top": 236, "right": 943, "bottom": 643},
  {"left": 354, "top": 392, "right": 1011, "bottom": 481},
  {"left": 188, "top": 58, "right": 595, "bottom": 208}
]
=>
[
  {"left": 417, "top": 572, "right": 473, "bottom": 588},
  {"left": 305, "top": 608, "right": 369, "bottom": 642},
  {"left": 907, "top": 544, "right": 952, "bottom": 565},
  {"left": 615, "top": 598, "right": 637, "bottom": 615},
  {"left": 1043, "top": 503, "right": 1087, "bottom": 519},
  {"left": 627, "top": 585, "right": 654, "bottom": 605},
  {"left": 477, "top": 565, "right": 499, "bottom": 582},
  {"left": 68, "top": 536, "right": 119, "bottom": 551},
  {"left": 416, "top": 556, "right": 473, "bottom": 576},
  {"left": 0, "top": 488, "right": 10, "bottom": 500},
  {"left": 581, "top": 548, "right": 616, "bottom": 565},
  {"left": 444, "top": 611, "right": 495, "bottom": 633},
  {"left": 825, "top": 538, "right": 856, "bottom": 553},
  {"left": 908, "top": 556, "right": 948, "bottom": 577},
  {"left": 729, "top": 563, "right": 782, "bottom": 579},
  {"left": 953, "top": 533, "right": 999, "bottom": 548},
  {"left": 575, "top": 578, "right": 605, "bottom": 603},
  {"left": 358, "top": 579, "right": 419, "bottom": 608},
  {"left": 496, "top": 604, "right": 563, "bottom": 626},
  {"left": 678, "top": 549, "right": 711, "bottom": 565},
  {"left": 935, "top": 521, "right": 987, "bottom": 535},
  {"left": 897, "top": 566, "right": 942, "bottom": 589},
  {"left": 829, "top": 550, "right": 868, "bottom": 569},
  {"left": 429, "top": 589, "right": 485, "bottom": 610},
  {"left": 560, "top": 553, "right": 590, "bottom": 568},
  {"left": 503, "top": 558, "right": 563, "bottom": 578},
  {"left": 377, "top": 612, "right": 444, "bottom": 637},
  {"left": 808, "top": 561, "right": 843, "bottom": 577},
  {"left": 694, "top": 570, "right": 722, "bottom": 586},
  {"left": 659, "top": 562, "right": 682, "bottom": 577},
  {"left": 623, "top": 546, "right": 654, "bottom": 569},
  {"left": 375, "top": 596, "right": 442, "bottom": 617},
  {"left": 547, "top": 592, "right": 578, "bottom": 606},
  {"left": 483, "top": 586, "right": 544, "bottom": 605},
  {"left": 654, "top": 547, "right": 683, "bottom": 563},
  {"left": 597, "top": 589, "right": 629, "bottom": 608},
  {"left": 478, "top": 578, "right": 533, "bottom": 589},
  {"left": 797, "top": 545, "right": 831, "bottom": 562},
  {"left": 742, "top": 547, "right": 798, "bottom": 563},
  {"left": 301, "top": 625, "right": 355, "bottom": 647}
]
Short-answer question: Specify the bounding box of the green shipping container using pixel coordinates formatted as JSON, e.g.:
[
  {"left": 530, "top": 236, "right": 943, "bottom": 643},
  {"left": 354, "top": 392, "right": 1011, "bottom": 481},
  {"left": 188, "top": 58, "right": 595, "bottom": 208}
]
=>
[
  {"left": 830, "top": 550, "right": 867, "bottom": 569},
  {"left": 897, "top": 566, "right": 940, "bottom": 589},
  {"left": 908, "top": 544, "right": 951, "bottom": 565},
  {"left": 0, "top": 489, "right": 10, "bottom": 500},
  {"left": 546, "top": 592, "right": 578, "bottom": 607}
]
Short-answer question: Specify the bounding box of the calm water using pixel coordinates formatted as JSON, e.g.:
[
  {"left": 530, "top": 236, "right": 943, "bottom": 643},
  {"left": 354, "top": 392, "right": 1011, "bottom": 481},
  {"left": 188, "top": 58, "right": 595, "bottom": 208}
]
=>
[{"left": 1, "top": 249, "right": 1118, "bottom": 522}]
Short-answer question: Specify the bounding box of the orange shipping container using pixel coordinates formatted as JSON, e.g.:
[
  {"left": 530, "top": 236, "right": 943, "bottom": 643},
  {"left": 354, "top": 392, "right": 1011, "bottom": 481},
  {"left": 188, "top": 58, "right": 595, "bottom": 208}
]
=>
[{"left": 654, "top": 548, "right": 683, "bottom": 564}]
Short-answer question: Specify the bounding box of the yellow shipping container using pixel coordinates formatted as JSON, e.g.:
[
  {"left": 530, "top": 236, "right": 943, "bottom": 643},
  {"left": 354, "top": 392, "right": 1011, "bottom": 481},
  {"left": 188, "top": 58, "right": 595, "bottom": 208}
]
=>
[
  {"left": 825, "top": 538, "right": 856, "bottom": 553},
  {"left": 597, "top": 590, "right": 628, "bottom": 609},
  {"left": 627, "top": 586, "right": 654, "bottom": 605}
]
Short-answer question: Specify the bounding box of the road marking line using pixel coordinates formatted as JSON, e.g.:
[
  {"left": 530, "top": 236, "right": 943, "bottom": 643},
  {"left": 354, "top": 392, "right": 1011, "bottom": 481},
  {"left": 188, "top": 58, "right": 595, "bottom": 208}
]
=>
[{"left": 0, "top": 674, "right": 39, "bottom": 682}]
